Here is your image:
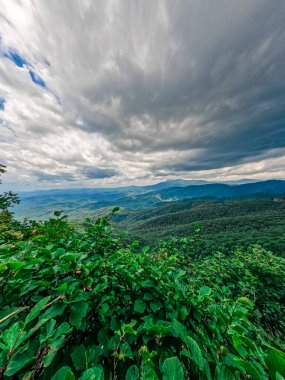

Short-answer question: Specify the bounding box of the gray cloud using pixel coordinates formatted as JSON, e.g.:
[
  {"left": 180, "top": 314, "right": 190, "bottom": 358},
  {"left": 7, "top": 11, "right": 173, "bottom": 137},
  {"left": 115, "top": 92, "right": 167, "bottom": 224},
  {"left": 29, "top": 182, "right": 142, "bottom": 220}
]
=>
[
  {"left": 82, "top": 167, "right": 118, "bottom": 179},
  {"left": 0, "top": 0, "right": 285, "bottom": 190}
]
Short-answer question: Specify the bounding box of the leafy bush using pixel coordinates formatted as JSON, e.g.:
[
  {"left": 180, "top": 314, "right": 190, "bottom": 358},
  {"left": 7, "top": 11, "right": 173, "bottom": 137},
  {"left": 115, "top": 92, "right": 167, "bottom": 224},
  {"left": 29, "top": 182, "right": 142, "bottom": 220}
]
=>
[
  {"left": 0, "top": 210, "right": 285, "bottom": 379},
  {"left": 0, "top": 168, "right": 285, "bottom": 379}
]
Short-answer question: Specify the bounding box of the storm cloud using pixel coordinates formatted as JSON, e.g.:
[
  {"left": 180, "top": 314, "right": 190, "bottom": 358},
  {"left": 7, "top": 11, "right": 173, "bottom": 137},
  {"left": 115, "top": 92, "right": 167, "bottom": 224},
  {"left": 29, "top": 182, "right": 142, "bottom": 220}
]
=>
[{"left": 0, "top": 0, "right": 285, "bottom": 190}]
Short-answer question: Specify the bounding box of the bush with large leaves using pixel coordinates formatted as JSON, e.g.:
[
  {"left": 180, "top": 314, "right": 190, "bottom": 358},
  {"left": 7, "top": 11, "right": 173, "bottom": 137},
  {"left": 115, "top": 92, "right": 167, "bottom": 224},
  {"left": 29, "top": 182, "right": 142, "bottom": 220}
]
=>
[{"left": 1, "top": 209, "right": 285, "bottom": 379}]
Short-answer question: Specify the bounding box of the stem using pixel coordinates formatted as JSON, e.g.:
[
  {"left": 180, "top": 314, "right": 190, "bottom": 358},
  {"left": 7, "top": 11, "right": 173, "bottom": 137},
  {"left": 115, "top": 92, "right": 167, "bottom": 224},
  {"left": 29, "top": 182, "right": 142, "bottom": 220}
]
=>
[{"left": 0, "top": 307, "right": 28, "bottom": 325}]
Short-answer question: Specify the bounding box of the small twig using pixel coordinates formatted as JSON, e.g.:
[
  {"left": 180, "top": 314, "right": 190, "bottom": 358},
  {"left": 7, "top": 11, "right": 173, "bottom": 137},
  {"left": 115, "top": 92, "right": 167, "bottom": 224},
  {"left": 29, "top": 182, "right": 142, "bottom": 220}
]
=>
[
  {"left": 0, "top": 307, "right": 28, "bottom": 325},
  {"left": 44, "top": 295, "right": 65, "bottom": 309}
]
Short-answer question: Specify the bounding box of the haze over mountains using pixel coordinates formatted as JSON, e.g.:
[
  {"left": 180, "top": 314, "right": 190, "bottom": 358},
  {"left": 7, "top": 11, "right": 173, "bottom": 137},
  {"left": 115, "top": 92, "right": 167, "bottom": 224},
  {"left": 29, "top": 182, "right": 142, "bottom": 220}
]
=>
[{"left": 14, "top": 179, "right": 285, "bottom": 220}]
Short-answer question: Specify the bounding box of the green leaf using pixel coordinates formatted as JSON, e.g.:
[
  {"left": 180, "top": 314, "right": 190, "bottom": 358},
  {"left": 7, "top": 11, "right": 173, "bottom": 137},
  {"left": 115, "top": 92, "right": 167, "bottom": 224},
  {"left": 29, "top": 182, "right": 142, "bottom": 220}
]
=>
[
  {"left": 25, "top": 296, "right": 51, "bottom": 324},
  {"left": 121, "top": 320, "right": 137, "bottom": 335},
  {"left": 214, "top": 364, "right": 236, "bottom": 380},
  {"left": 79, "top": 365, "right": 104, "bottom": 380},
  {"left": 69, "top": 302, "right": 89, "bottom": 329},
  {"left": 141, "top": 362, "right": 158, "bottom": 380},
  {"left": 5, "top": 340, "right": 37, "bottom": 376},
  {"left": 101, "top": 303, "right": 109, "bottom": 315},
  {"left": 185, "top": 336, "right": 204, "bottom": 370},
  {"left": 237, "top": 297, "right": 254, "bottom": 309},
  {"left": 150, "top": 301, "right": 162, "bottom": 313},
  {"left": 120, "top": 342, "right": 133, "bottom": 359},
  {"left": 126, "top": 365, "right": 139, "bottom": 380},
  {"left": 265, "top": 347, "right": 285, "bottom": 377},
  {"left": 134, "top": 299, "right": 146, "bottom": 313},
  {"left": 2, "top": 321, "right": 24, "bottom": 349},
  {"left": 41, "top": 303, "right": 66, "bottom": 320},
  {"left": 172, "top": 320, "right": 204, "bottom": 370},
  {"left": 71, "top": 345, "right": 86, "bottom": 370},
  {"left": 238, "top": 359, "right": 267, "bottom": 380},
  {"left": 43, "top": 323, "right": 72, "bottom": 367},
  {"left": 199, "top": 286, "right": 212, "bottom": 298},
  {"left": 141, "top": 246, "right": 150, "bottom": 254},
  {"left": 162, "top": 357, "right": 184, "bottom": 380},
  {"left": 60, "top": 254, "right": 76, "bottom": 262},
  {"left": 51, "top": 366, "right": 75, "bottom": 380},
  {"left": 54, "top": 283, "right": 68, "bottom": 292}
]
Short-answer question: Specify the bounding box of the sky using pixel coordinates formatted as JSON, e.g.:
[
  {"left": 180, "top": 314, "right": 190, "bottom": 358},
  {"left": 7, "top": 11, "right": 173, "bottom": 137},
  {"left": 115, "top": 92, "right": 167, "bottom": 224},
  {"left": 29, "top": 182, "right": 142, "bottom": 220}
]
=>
[{"left": 0, "top": 0, "right": 285, "bottom": 191}]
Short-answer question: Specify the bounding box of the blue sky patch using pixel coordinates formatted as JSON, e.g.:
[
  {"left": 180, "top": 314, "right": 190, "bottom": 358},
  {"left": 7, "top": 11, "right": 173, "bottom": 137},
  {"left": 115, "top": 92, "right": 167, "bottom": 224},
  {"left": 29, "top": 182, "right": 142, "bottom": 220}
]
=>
[
  {"left": 0, "top": 98, "right": 5, "bottom": 111},
  {"left": 29, "top": 70, "right": 46, "bottom": 88},
  {"left": 1, "top": 47, "right": 47, "bottom": 89},
  {"left": 3, "top": 50, "right": 28, "bottom": 68}
]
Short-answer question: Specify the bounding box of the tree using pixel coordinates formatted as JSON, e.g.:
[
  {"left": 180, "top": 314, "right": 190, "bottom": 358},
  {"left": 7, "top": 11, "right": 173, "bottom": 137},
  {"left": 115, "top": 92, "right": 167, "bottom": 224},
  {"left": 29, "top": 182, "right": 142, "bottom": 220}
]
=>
[{"left": 0, "top": 165, "right": 19, "bottom": 211}]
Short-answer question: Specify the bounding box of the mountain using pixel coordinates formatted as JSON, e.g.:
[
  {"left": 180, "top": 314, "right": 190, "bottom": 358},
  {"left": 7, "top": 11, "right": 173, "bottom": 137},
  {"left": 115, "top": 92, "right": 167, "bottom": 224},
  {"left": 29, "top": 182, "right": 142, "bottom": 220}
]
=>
[
  {"left": 113, "top": 198, "right": 285, "bottom": 257},
  {"left": 13, "top": 179, "right": 285, "bottom": 220}
]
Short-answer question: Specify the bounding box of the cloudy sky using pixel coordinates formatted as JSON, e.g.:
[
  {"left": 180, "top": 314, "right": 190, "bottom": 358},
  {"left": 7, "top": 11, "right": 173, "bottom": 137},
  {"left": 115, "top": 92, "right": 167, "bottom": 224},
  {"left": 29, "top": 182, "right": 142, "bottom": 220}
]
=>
[{"left": 1, "top": 0, "right": 285, "bottom": 190}]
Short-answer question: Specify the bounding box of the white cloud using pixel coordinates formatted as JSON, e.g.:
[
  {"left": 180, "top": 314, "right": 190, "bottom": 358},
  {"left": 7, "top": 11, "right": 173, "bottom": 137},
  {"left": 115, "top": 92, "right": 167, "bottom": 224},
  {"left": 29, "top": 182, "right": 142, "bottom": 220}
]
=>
[{"left": 0, "top": 0, "right": 285, "bottom": 190}]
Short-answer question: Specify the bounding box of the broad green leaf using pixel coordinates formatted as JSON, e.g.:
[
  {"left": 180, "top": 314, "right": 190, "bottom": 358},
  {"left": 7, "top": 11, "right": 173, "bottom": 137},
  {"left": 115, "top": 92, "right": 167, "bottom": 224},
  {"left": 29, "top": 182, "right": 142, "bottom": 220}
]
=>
[
  {"left": 54, "top": 322, "right": 72, "bottom": 338},
  {"left": 43, "top": 339, "right": 65, "bottom": 367},
  {"left": 69, "top": 301, "right": 89, "bottom": 329},
  {"left": 2, "top": 321, "right": 24, "bottom": 349},
  {"left": 5, "top": 341, "right": 37, "bottom": 376},
  {"left": 71, "top": 345, "right": 86, "bottom": 370},
  {"left": 101, "top": 303, "right": 109, "bottom": 315},
  {"left": 51, "top": 366, "right": 75, "bottom": 380},
  {"left": 39, "top": 318, "right": 56, "bottom": 344},
  {"left": 265, "top": 347, "right": 285, "bottom": 377},
  {"left": 7, "top": 262, "right": 26, "bottom": 270},
  {"left": 134, "top": 299, "right": 146, "bottom": 313},
  {"left": 126, "top": 365, "right": 139, "bottom": 380},
  {"left": 162, "top": 357, "right": 184, "bottom": 380},
  {"left": 43, "top": 323, "right": 72, "bottom": 367},
  {"left": 150, "top": 301, "right": 162, "bottom": 313},
  {"left": 237, "top": 297, "right": 254, "bottom": 309},
  {"left": 54, "top": 283, "right": 68, "bottom": 291},
  {"left": 41, "top": 303, "right": 66, "bottom": 320},
  {"left": 223, "top": 353, "right": 246, "bottom": 372},
  {"left": 25, "top": 296, "right": 51, "bottom": 324},
  {"left": 141, "top": 362, "right": 158, "bottom": 380},
  {"left": 172, "top": 320, "right": 204, "bottom": 370},
  {"left": 120, "top": 342, "right": 133, "bottom": 359},
  {"left": 79, "top": 366, "right": 104, "bottom": 380},
  {"left": 22, "top": 371, "right": 33, "bottom": 380},
  {"left": 141, "top": 246, "right": 150, "bottom": 254},
  {"left": 60, "top": 254, "right": 76, "bottom": 262},
  {"left": 214, "top": 364, "right": 236, "bottom": 380},
  {"left": 238, "top": 359, "right": 267, "bottom": 380},
  {"left": 121, "top": 320, "right": 137, "bottom": 335},
  {"left": 199, "top": 286, "right": 212, "bottom": 298}
]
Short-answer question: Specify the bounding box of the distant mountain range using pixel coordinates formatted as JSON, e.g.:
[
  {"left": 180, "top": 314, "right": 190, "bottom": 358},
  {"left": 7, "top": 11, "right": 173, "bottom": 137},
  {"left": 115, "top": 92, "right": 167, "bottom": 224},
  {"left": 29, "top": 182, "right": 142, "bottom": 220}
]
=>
[{"left": 14, "top": 179, "right": 285, "bottom": 220}]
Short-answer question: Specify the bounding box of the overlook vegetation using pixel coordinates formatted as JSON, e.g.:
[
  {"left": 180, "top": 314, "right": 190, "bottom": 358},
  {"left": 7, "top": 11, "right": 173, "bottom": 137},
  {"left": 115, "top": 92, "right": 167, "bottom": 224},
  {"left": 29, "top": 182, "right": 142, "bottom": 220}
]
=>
[
  {"left": 0, "top": 167, "right": 285, "bottom": 379},
  {"left": 114, "top": 199, "right": 285, "bottom": 258}
]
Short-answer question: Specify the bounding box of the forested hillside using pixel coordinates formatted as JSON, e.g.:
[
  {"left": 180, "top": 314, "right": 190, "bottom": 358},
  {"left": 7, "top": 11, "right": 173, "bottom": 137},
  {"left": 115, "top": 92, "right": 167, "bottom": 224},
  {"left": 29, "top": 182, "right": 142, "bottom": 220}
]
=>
[{"left": 114, "top": 199, "right": 285, "bottom": 257}]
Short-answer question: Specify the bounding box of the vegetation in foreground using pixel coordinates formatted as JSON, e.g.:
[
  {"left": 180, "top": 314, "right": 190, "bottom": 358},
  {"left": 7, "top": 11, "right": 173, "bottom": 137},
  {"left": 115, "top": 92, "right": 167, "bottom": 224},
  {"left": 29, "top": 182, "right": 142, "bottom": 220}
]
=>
[{"left": 0, "top": 167, "right": 285, "bottom": 379}]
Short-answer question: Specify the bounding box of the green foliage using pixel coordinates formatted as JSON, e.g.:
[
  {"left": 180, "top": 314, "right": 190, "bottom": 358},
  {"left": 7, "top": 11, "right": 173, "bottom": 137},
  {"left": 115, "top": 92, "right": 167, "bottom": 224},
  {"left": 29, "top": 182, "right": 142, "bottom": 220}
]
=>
[
  {"left": 0, "top": 165, "right": 22, "bottom": 244},
  {"left": 115, "top": 198, "right": 285, "bottom": 257},
  {"left": 0, "top": 210, "right": 284, "bottom": 379},
  {"left": 0, "top": 177, "right": 284, "bottom": 378}
]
